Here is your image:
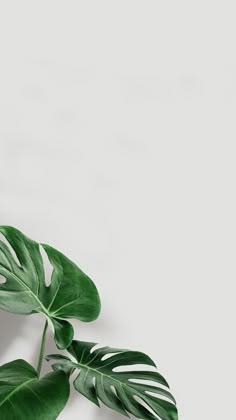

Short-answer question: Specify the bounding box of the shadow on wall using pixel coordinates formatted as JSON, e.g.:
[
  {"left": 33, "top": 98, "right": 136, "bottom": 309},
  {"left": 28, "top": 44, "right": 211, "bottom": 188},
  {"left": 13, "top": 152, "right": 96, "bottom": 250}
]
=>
[
  {"left": 95, "top": 405, "right": 131, "bottom": 420},
  {"left": 0, "top": 311, "right": 26, "bottom": 362}
]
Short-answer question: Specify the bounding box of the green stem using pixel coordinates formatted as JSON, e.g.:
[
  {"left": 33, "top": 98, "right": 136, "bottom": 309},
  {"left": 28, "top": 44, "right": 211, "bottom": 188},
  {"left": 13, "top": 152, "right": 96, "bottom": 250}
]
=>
[{"left": 37, "top": 319, "right": 48, "bottom": 377}]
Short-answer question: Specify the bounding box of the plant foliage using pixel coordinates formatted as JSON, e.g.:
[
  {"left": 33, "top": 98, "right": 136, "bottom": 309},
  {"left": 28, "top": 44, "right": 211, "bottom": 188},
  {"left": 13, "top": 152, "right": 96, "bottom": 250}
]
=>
[
  {"left": 0, "top": 359, "right": 69, "bottom": 419},
  {"left": 0, "top": 226, "right": 178, "bottom": 420},
  {"left": 0, "top": 226, "right": 101, "bottom": 349},
  {"left": 47, "top": 341, "right": 178, "bottom": 420}
]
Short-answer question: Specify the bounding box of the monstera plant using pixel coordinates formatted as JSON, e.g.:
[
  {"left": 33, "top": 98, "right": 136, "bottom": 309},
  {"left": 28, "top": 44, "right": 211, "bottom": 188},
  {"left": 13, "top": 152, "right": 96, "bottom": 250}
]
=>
[{"left": 0, "top": 226, "right": 178, "bottom": 420}]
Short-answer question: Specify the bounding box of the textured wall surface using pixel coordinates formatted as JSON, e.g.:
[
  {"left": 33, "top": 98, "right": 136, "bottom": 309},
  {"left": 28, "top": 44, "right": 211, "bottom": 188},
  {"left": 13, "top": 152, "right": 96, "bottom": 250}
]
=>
[{"left": 0, "top": 2, "right": 235, "bottom": 419}]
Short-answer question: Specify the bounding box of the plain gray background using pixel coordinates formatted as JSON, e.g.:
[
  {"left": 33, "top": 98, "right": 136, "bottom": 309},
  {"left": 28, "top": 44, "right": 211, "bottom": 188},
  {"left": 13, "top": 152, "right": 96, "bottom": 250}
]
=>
[{"left": 0, "top": 1, "right": 235, "bottom": 419}]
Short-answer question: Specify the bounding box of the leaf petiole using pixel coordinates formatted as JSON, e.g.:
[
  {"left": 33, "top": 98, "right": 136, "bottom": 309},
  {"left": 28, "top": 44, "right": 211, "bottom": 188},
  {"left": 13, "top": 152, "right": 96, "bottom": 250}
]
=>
[{"left": 37, "top": 319, "right": 48, "bottom": 377}]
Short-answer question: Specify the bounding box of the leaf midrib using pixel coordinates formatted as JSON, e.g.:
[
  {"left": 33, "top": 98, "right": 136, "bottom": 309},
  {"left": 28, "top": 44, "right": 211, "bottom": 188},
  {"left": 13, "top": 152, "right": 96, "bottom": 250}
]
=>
[
  {"left": 0, "top": 377, "right": 36, "bottom": 407},
  {"left": 0, "top": 267, "right": 49, "bottom": 316},
  {"left": 77, "top": 361, "right": 174, "bottom": 420},
  {"left": 77, "top": 361, "right": 161, "bottom": 400}
]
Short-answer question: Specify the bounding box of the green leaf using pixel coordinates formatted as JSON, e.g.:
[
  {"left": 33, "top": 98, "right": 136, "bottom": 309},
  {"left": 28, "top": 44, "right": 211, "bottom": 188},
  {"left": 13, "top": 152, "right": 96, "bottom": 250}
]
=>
[
  {"left": 0, "top": 359, "right": 70, "bottom": 420},
  {"left": 0, "top": 226, "right": 101, "bottom": 349},
  {"left": 47, "top": 341, "right": 178, "bottom": 420}
]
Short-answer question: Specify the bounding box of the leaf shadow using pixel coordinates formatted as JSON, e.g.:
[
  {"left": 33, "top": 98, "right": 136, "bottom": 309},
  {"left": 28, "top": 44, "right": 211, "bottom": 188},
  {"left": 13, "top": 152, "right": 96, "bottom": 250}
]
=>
[
  {"left": 0, "top": 311, "right": 26, "bottom": 363},
  {"left": 95, "top": 406, "right": 127, "bottom": 420}
]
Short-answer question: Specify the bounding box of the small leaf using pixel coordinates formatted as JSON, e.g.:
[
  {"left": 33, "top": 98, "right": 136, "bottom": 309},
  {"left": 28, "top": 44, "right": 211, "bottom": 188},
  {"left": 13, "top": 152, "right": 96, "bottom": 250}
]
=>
[
  {"left": 47, "top": 341, "right": 178, "bottom": 420},
  {"left": 0, "top": 226, "right": 101, "bottom": 348},
  {"left": 0, "top": 359, "right": 70, "bottom": 420}
]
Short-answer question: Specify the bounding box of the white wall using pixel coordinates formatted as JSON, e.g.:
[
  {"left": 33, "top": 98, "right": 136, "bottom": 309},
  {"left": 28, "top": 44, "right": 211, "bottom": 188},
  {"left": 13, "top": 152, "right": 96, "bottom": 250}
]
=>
[{"left": 0, "top": 1, "right": 235, "bottom": 419}]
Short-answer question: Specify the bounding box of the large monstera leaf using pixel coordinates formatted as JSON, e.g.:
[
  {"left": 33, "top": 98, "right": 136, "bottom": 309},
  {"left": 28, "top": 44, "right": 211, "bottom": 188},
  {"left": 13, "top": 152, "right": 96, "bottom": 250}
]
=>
[
  {"left": 47, "top": 341, "right": 178, "bottom": 420},
  {"left": 0, "top": 359, "right": 70, "bottom": 420},
  {"left": 0, "top": 226, "right": 101, "bottom": 349}
]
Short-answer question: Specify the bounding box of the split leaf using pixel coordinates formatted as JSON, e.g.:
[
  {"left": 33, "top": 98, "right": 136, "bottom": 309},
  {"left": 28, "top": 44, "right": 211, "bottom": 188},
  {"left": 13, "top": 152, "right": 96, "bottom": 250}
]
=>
[
  {"left": 0, "top": 226, "right": 101, "bottom": 349},
  {"left": 47, "top": 341, "right": 178, "bottom": 420}
]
